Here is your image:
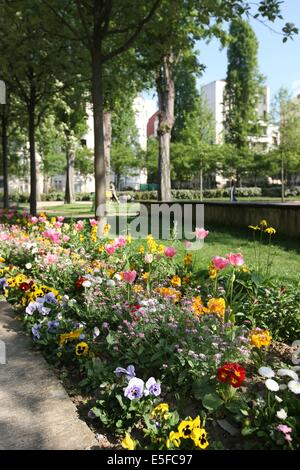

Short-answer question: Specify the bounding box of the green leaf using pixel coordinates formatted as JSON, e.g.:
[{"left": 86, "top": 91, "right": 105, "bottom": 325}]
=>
[{"left": 202, "top": 393, "right": 224, "bottom": 411}]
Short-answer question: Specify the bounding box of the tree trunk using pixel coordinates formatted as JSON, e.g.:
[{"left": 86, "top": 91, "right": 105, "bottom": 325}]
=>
[
  {"left": 92, "top": 46, "right": 106, "bottom": 220},
  {"left": 65, "top": 133, "right": 76, "bottom": 204},
  {"left": 281, "top": 153, "right": 285, "bottom": 203},
  {"left": 156, "top": 53, "right": 175, "bottom": 202},
  {"left": 1, "top": 106, "right": 9, "bottom": 208},
  {"left": 199, "top": 161, "right": 203, "bottom": 202},
  {"left": 103, "top": 110, "right": 112, "bottom": 190},
  {"left": 28, "top": 96, "right": 37, "bottom": 216}
]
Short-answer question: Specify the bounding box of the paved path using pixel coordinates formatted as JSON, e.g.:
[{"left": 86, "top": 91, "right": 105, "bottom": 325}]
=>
[{"left": 0, "top": 301, "right": 99, "bottom": 450}]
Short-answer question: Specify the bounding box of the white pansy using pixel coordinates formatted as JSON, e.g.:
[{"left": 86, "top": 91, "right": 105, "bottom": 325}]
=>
[
  {"left": 277, "top": 368, "right": 299, "bottom": 381},
  {"left": 258, "top": 366, "right": 275, "bottom": 378},
  {"left": 288, "top": 380, "right": 300, "bottom": 394},
  {"left": 25, "top": 263, "right": 32, "bottom": 269},
  {"left": 265, "top": 379, "right": 279, "bottom": 392},
  {"left": 275, "top": 395, "right": 283, "bottom": 403},
  {"left": 276, "top": 409, "right": 287, "bottom": 420},
  {"left": 106, "top": 279, "right": 115, "bottom": 287},
  {"left": 114, "top": 273, "right": 122, "bottom": 281},
  {"left": 82, "top": 280, "right": 92, "bottom": 288}
]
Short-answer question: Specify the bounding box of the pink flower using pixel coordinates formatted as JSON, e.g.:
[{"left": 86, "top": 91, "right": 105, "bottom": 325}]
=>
[
  {"left": 122, "top": 270, "right": 137, "bottom": 284},
  {"left": 115, "top": 236, "right": 126, "bottom": 248},
  {"left": 30, "top": 216, "right": 38, "bottom": 224},
  {"left": 164, "top": 246, "right": 177, "bottom": 258},
  {"left": 195, "top": 227, "right": 209, "bottom": 239},
  {"left": 75, "top": 220, "right": 84, "bottom": 231},
  {"left": 226, "top": 253, "right": 244, "bottom": 266},
  {"left": 277, "top": 424, "right": 292, "bottom": 435},
  {"left": 212, "top": 256, "right": 229, "bottom": 271},
  {"left": 89, "top": 218, "right": 98, "bottom": 227},
  {"left": 39, "top": 217, "right": 47, "bottom": 223},
  {"left": 45, "top": 253, "right": 58, "bottom": 265},
  {"left": 57, "top": 216, "right": 65, "bottom": 222},
  {"left": 144, "top": 253, "right": 153, "bottom": 263},
  {"left": 55, "top": 222, "right": 63, "bottom": 228},
  {"left": 43, "top": 229, "right": 61, "bottom": 244},
  {"left": 105, "top": 243, "right": 116, "bottom": 255},
  {"left": 63, "top": 235, "right": 70, "bottom": 242}
]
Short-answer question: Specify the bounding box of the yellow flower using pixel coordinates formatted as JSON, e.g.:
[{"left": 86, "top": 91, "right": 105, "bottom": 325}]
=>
[
  {"left": 248, "top": 225, "right": 261, "bottom": 231},
  {"left": 151, "top": 403, "right": 169, "bottom": 419},
  {"left": 178, "top": 419, "right": 194, "bottom": 439},
  {"left": 167, "top": 431, "right": 181, "bottom": 449},
  {"left": 184, "top": 253, "right": 193, "bottom": 266},
  {"left": 75, "top": 341, "right": 89, "bottom": 356},
  {"left": 192, "top": 296, "right": 205, "bottom": 316},
  {"left": 250, "top": 329, "right": 272, "bottom": 348},
  {"left": 59, "top": 329, "right": 83, "bottom": 346},
  {"left": 155, "top": 287, "right": 181, "bottom": 303},
  {"left": 98, "top": 244, "right": 104, "bottom": 253},
  {"left": 50, "top": 217, "right": 56, "bottom": 224},
  {"left": 158, "top": 244, "right": 165, "bottom": 254},
  {"left": 191, "top": 428, "right": 209, "bottom": 449},
  {"left": 107, "top": 268, "right": 116, "bottom": 278},
  {"left": 126, "top": 235, "right": 132, "bottom": 244},
  {"left": 171, "top": 275, "right": 181, "bottom": 287},
  {"left": 133, "top": 284, "right": 144, "bottom": 293},
  {"left": 79, "top": 235, "right": 85, "bottom": 242},
  {"left": 265, "top": 227, "right": 276, "bottom": 235},
  {"left": 103, "top": 223, "right": 111, "bottom": 235},
  {"left": 138, "top": 245, "right": 145, "bottom": 254},
  {"left": 0, "top": 257, "right": 5, "bottom": 263},
  {"left": 260, "top": 219, "right": 268, "bottom": 227},
  {"left": 122, "top": 432, "right": 135, "bottom": 450},
  {"left": 207, "top": 297, "right": 226, "bottom": 317},
  {"left": 142, "top": 272, "right": 149, "bottom": 281},
  {"left": 208, "top": 264, "right": 218, "bottom": 280}
]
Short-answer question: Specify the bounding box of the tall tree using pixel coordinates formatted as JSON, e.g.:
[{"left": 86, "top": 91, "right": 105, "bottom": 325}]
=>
[
  {"left": 41, "top": 0, "right": 161, "bottom": 223},
  {"left": 223, "top": 18, "right": 262, "bottom": 171},
  {"left": 271, "top": 88, "right": 300, "bottom": 201}
]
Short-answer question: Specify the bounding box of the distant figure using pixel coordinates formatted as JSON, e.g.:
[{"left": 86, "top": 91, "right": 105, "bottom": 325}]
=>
[
  {"left": 110, "top": 181, "right": 120, "bottom": 204},
  {"left": 230, "top": 178, "right": 238, "bottom": 202}
]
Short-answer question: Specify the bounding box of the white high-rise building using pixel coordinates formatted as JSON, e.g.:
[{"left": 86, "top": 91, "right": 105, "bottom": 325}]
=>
[{"left": 201, "top": 80, "right": 279, "bottom": 150}]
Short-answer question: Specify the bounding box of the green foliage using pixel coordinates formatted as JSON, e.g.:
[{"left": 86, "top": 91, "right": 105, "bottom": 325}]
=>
[{"left": 224, "top": 19, "right": 262, "bottom": 152}]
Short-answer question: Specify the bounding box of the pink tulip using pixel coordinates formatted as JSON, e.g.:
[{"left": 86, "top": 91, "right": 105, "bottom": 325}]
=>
[
  {"left": 105, "top": 243, "right": 116, "bottom": 255},
  {"left": 55, "top": 222, "right": 63, "bottom": 228},
  {"left": 75, "top": 220, "right": 84, "bottom": 231},
  {"left": 89, "top": 218, "right": 98, "bottom": 227},
  {"left": 57, "top": 216, "right": 65, "bottom": 222},
  {"left": 30, "top": 216, "right": 38, "bottom": 224},
  {"left": 39, "top": 217, "right": 47, "bottom": 223},
  {"left": 115, "top": 235, "right": 126, "bottom": 248},
  {"left": 212, "top": 256, "right": 230, "bottom": 271},
  {"left": 195, "top": 227, "right": 209, "bottom": 239},
  {"left": 226, "top": 253, "right": 244, "bottom": 266},
  {"left": 164, "top": 246, "right": 177, "bottom": 258},
  {"left": 63, "top": 235, "right": 70, "bottom": 242},
  {"left": 122, "top": 270, "right": 137, "bottom": 284}
]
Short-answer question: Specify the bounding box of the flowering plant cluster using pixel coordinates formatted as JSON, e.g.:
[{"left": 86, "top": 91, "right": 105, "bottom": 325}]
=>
[{"left": 0, "top": 210, "right": 299, "bottom": 450}]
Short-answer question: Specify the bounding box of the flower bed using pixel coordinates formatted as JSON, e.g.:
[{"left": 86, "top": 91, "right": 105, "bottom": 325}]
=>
[{"left": 0, "top": 209, "right": 299, "bottom": 450}]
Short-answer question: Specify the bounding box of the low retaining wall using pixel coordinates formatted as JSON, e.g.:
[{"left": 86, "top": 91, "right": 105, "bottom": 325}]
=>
[{"left": 137, "top": 201, "right": 300, "bottom": 239}]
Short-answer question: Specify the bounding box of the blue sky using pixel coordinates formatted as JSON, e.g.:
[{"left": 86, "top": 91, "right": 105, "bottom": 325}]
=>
[{"left": 198, "top": 0, "right": 300, "bottom": 98}]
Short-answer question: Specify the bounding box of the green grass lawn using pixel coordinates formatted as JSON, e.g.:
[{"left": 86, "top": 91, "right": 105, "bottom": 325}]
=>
[
  {"left": 17, "top": 202, "right": 300, "bottom": 283},
  {"left": 191, "top": 224, "right": 300, "bottom": 284}
]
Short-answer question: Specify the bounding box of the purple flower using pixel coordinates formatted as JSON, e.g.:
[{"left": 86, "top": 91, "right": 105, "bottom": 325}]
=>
[
  {"left": 0, "top": 277, "right": 6, "bottom": 291},
  {"left": 114, "top": 365, "right": 136, "bottom": 381},
  {"left": 144, "top": 377, "right": 161, "bottom": 397},
  {"left": 47, "top": 320, "right": 59, "bottom": 331},
  {"left": 32, "top": 323, "right": 42, "bottom": 340},
  {"left": 44, "top": 292, "right": 57, "bottom": 304},
  {"left": 26, "top": 301, "right": 38, "bottom": 315},
  {"left": 124, "top": 377, "right": 144, "bottom": 400}
]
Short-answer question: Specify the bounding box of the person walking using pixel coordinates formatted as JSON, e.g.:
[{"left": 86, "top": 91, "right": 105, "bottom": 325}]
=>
[{"left": 230, "top": 178, "right": 238, "bottom": 202}]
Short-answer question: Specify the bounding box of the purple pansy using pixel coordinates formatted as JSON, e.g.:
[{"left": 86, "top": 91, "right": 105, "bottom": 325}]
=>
[
  {"left": 144, "top": 377, "right": 161, "bottom": 397},
  {"left": 124, "top": 377, "right": 144, "bottom": 400},
  {"left": 32, "top": 323, "right": 42, "bottom": 340},
  {"left": 114, "top": 365, "right": 136, "bottom": 381},
  {"left": 44, "top": 292, "right": 57, "bottom": 304}
]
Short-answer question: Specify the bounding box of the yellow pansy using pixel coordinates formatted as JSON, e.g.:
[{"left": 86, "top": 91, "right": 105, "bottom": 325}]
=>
[{"left": 122, "top": 433, "right": 135, "bottom": 450}]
